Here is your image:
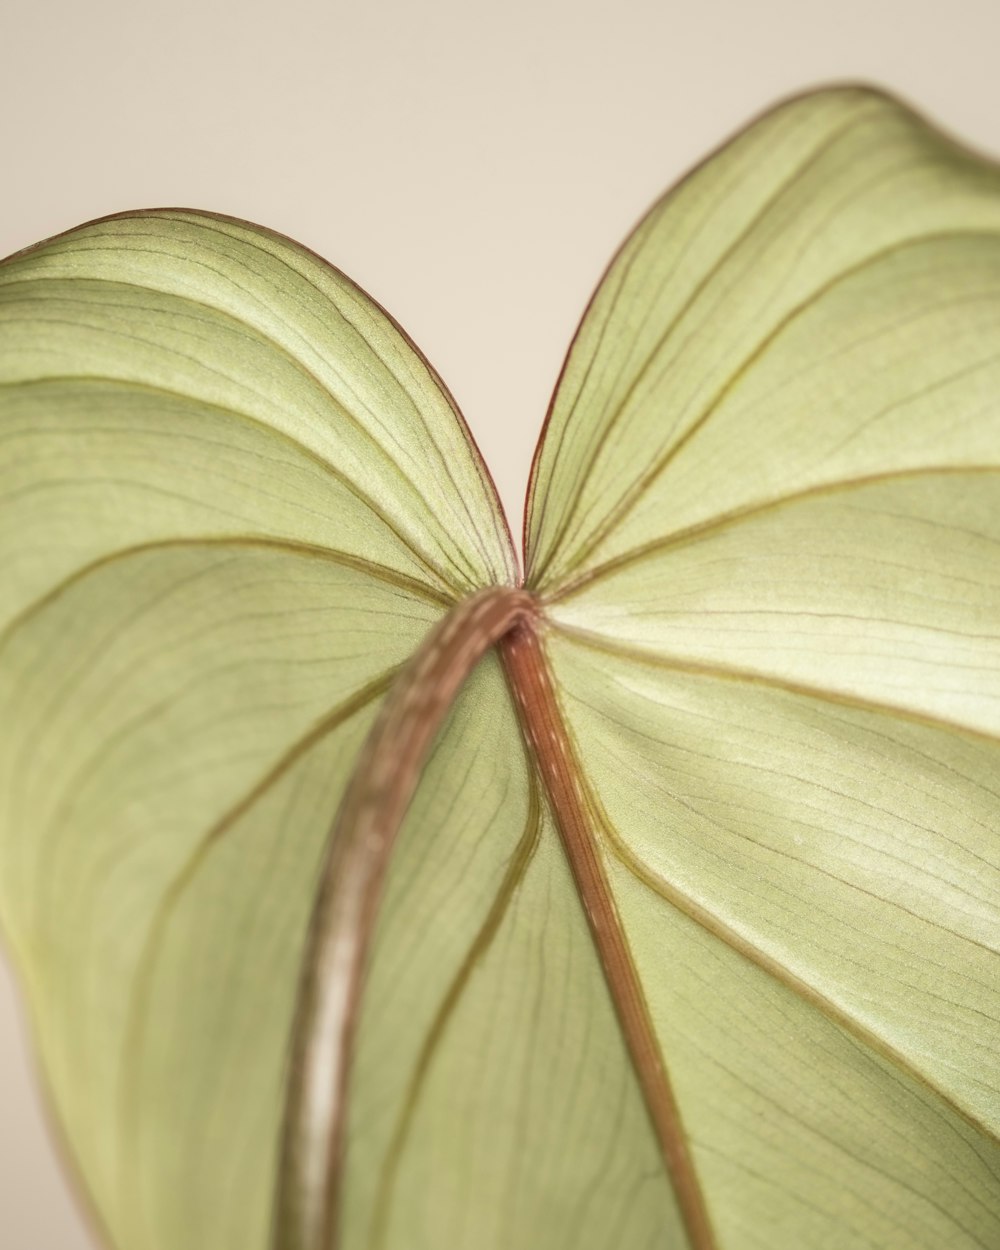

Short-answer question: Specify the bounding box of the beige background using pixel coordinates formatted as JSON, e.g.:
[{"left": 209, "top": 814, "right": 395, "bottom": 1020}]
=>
[{"left": 2, "top": 0, "right": 999, "bottom": 1244}]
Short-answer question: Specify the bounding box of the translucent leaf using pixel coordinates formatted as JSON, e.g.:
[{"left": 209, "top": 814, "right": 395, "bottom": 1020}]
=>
[
  {"left": 528, "top": 85, "right": 1000, "bottom": 1246},
  {"left": 3, "top": 85, "right": 1000, "bottom": 1250},
  {"left": 0, "top": 211, "right": 517, "bottom": 1247}
]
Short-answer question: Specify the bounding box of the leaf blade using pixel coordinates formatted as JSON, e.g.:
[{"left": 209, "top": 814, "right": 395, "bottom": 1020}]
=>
[
  {"left": 0, "top": 210, "right": 516, "bottom": 1248},
  {"left": 526, "top": 87, "right": 1000, "bottom": 592},
  {"left": 0, "top": 210, "right": 516, "bottom": 599},
  {"left": 526, "top": 83, "right": 1000, "bottom": 1242}
]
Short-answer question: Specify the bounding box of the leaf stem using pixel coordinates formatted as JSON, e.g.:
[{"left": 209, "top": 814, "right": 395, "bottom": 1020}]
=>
[
  {"left": 273, "top": 585, "right": 534, "bottom": 1250},
  {"left": 274, "top": 587, "right": 717, "bottom": 1250}
]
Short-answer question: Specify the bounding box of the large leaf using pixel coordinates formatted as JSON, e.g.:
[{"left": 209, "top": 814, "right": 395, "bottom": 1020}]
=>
[{"left": 1, "top": 85, "right": 999, "bottom": 1250}]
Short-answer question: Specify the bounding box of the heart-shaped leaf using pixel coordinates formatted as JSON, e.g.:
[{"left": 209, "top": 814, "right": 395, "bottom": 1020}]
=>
[{"left": 1, "top": 84, "right": 998, "bottom": 1250}]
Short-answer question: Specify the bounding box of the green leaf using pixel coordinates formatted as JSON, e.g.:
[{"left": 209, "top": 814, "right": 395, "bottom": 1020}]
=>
[
  {"left": 1, "top": 85, "right": 999, "bottom": 1250},
  {"left": 528, "top": 85, "right": 1000, "bottom": 1247},
  {"left": 0, "top": 212, "right": 517, "bottom": 1247}
]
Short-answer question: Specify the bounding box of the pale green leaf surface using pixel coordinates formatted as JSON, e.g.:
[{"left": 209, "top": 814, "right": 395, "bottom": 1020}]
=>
[
  {"left": 527, "top": 87, "right": 1000, "bottom": 592},
  {"left": 4, "top": 84, "right": 1000, "bottom": 1250},
  {"left": 601, "top": 838, "right": 1000, "bottom": 1250},
  {"left": 342, "top": 655, "right": 687, "bottom": 1250},
  {"left": 549, "top": 636, "right": 1000, "bottom": 1136},
  {"left": 548, "top": 471, "right": 1000, "bottom": 734},
  {"left": 525, "top": 84, "right": 1000, "bottom": 1244},
  {"left": 0, "top": 211, "right": 517, "bottom": 1249},
  {"left": 0, "top": 211, "right": 515, "bottom": 600}
]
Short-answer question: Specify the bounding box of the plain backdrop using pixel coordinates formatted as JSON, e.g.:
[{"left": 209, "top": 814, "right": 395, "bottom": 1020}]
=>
[{"left": 2, "top": 1, "right": 999, "bottom": 1244}]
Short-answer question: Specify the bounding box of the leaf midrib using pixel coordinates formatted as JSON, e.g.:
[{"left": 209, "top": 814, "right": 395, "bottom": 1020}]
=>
[{"left": 500, "top": 621, "right": 720, "bottom": 1250}]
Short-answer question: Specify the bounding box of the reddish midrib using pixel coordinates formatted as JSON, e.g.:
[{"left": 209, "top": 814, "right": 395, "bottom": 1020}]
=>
[
  {"left": 500, "top": 620, "right": 717, "bottom": 1250},
  {"left": 274, "top": 586, "right": 716, "bottom": 1250}
]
